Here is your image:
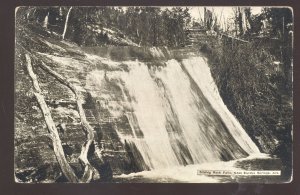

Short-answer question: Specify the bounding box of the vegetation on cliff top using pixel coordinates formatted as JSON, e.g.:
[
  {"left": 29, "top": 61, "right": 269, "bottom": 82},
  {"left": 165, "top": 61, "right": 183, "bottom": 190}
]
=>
[{"left": 16, "top": 6, "right": 191, "bottom": 47}]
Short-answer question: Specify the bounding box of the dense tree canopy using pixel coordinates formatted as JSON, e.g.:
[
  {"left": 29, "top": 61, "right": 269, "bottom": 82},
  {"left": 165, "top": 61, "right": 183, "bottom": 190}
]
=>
[{"left": 17, "top": 6, "right": 192, "bottom": 47}]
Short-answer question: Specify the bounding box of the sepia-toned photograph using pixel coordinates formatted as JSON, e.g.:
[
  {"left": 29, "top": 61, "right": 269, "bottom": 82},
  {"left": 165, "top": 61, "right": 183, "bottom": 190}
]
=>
[{"left": 14, "top": 6, "right": 293, "bottom": 183}]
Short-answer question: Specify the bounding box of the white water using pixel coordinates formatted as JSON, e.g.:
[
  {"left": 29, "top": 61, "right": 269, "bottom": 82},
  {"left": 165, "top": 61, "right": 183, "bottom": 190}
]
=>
[
  {"left": 155, "top": 59, "right": 221, "bottom": 163},
  {"left": 106, "top": 61, "right": 181, "bottom": 169},
  {"left": 181, "top": 57, "right": 260, "bottom": 154},
  {"left": 85, "top": 51, "right": 260, "bottom": 171},
  {"left": 115, "top": 153, "right": 270, "bottom": 183}
]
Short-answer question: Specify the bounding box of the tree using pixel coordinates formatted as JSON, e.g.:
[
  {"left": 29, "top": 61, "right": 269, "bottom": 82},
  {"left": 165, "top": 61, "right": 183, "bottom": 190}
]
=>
[
  {"left": 263, "top": 8, "right": 293, "bottom": 39},
  {"left": 62, "top": 7, "right": 72, "bottom": 39},
  {"left": 244, "top": 8, "right": 264, "bottom": 36}
]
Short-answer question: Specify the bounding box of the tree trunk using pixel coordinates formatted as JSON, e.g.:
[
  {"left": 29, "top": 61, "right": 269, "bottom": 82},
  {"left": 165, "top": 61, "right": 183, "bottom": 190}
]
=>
[
  {"left": 62, "top": 7, "right": 73, "bottom": 40},
  {"left": 25, "top": 54, "right": 79, "bottom": 183},
  {"left": 237, "top": 7, "right": 244, "bottom": 36},
  {"left": 43, "top": 12, "right": 49, "bottom": 29},
  {"left": 38, "top": 60, "right": 103, "bottom": 183},
  {"left": 204, "top": 7, "right": 207, "bottom": 28}
]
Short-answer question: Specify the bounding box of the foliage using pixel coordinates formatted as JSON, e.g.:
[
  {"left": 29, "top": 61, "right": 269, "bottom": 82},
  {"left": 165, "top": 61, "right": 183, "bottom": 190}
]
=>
[
  {"left": 262, "top": 8, "right": 293, "bottom": 38},
  {"left": 200, "top": 37, "right": 292, "bottom": 178},
  {"left": 17, "top": 6, "right": 192, "bottom": 47}
]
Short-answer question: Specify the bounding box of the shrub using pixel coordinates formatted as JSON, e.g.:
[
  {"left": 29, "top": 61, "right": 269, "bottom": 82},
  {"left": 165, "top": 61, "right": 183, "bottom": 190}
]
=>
[{"left": 201, "top": 37, "right": 292, "bottom": 176}]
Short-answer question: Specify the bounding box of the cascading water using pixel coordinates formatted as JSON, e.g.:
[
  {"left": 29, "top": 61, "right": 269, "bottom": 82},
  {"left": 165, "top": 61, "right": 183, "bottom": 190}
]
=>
[{"left": 85, "top": 48, "right": 260, "bottom": 171}]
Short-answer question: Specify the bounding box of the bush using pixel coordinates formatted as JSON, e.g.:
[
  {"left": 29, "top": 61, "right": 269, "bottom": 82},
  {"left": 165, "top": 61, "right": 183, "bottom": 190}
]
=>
[{"left": 201, "top": 37, "right": 292, "bottom": 171}]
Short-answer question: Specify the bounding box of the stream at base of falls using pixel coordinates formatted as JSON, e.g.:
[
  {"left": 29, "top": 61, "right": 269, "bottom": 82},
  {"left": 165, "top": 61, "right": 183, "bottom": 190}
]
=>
[{"left": 113, "top": 154, "right": 283, "bottom": 183}]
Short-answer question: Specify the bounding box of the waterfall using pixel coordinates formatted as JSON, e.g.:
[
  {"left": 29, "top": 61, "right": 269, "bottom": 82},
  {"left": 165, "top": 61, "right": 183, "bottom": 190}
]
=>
[
  {"left": 181, "top": 57, "right": 260, "bottom": 154},
  {"left": 86, "top": 51, "right": 260, "bottom": 171}
]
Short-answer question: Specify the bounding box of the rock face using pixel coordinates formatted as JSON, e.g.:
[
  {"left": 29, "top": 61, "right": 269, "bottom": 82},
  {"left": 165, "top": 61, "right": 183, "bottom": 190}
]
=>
[{"left": 14, "top": 29, "right": 161, "bottom": 182}]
